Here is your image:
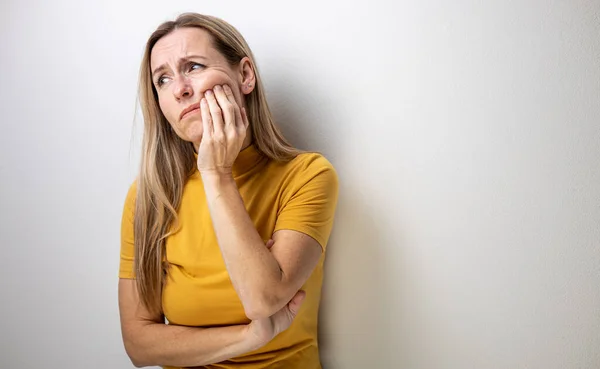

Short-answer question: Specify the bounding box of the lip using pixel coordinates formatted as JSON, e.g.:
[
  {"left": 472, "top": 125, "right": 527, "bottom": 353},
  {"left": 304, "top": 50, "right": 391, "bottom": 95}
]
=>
[{"left": 180, "top": 103, "right": 201, "bottom": 120}]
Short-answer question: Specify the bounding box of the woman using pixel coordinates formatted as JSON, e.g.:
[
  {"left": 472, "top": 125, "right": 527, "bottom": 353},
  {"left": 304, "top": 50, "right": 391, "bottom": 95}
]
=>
[{"left": 118, "top": 12, "right": 339, "bottom": 369}]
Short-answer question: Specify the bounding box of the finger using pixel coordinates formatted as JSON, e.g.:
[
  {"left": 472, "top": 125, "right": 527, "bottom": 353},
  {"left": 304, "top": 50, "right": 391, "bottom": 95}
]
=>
[
  {"left": 200, "top": 98, "right": 213, "bottom": 139},
  {"left": 241, "top": 107, "right": 250, "bottom": 130},
  {"left": 205, "top": 89, "right": 224, "bottom": 138},
  {"left": 287, "top": 290, "right": 306, "bottom": 316},
  {"left": 265, "top": 239, "right": 275, "bottom": 249},
  {"left": 214, "top": 85, "right": 236, "bottom": 127},
  {"left": 223, "top": 84, "right": 243, "bottom": 129}
]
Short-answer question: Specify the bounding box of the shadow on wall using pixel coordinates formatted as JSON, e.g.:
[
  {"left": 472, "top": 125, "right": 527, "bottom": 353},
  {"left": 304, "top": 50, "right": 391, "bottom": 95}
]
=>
[
  {"left": 267, "top": 77, "right": 398, "bottom": 368},
  {"left": 319, "top": 193, "right": 398, "bottom": 369}
]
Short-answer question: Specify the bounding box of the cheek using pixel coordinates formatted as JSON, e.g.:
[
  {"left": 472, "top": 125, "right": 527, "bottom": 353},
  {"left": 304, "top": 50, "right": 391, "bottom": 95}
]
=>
[
  {"left": 157, "top": 96, "right": 168, "bottom": 117},
  {"left": 157, "top": 95, "right": 178, "bottom": 124},
  {"left": 193, "top": 73, "right": 241, "bottom": 100}
]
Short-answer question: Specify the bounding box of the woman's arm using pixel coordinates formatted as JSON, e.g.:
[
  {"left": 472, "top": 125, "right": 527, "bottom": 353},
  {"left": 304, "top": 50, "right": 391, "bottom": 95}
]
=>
[
  {"left": 201, "top": 174, "right": 322, "bottom": 320},
  {"left": 197, "top": 85, "right": 332, "bottom": 320},
  {"left": 118, "top": 278, "right": 261, "bottom": 368}
]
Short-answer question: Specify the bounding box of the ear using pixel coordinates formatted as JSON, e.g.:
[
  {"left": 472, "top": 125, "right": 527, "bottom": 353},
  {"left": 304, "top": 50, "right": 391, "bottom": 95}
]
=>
[{"left": 238, "top": 56, "right": 256, "bottom": 95}]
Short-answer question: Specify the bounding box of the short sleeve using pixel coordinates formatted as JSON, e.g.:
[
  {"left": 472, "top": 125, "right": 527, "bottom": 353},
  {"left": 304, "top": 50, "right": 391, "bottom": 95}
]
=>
[
  {"left": 119, "top": 180, "right": 137, "bottom": 279},
  {"left": 274, "top": 155, "right": 339, "bottom": 251}
]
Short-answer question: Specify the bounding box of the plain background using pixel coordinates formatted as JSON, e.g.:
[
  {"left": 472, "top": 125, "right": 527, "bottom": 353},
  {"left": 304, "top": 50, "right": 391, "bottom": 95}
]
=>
[{"left": 1, "top": 1, "right": 599, "bottom": 368}]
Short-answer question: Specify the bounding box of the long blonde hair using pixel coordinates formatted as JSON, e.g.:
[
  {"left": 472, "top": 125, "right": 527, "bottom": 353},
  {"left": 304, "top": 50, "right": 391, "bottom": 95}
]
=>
[{"left": 134, "top": 13, "right": 301, "bottom": 316}]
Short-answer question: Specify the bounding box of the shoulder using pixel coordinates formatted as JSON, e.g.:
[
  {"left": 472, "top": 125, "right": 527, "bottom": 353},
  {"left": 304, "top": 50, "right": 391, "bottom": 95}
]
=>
[
  {"left": 270, "top": 151, "right": 339, "bottom": 197},
  {"left": 280, "top": 151, "right": 338, "bottom": 180},
  {"left": 123, "top": 178, "right": 139, "bottom": 210}
]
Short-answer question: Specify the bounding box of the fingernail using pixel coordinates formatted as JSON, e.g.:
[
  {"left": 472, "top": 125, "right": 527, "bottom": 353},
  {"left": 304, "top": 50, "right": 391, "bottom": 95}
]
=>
[
  {"left": 205, "top": 90, "right": 213, "bottom": 96},
  {"left": 201, "top": 98, "right": 207, "bottom": 105},
  {"left": 224, "top": 85, "right": 231, "bottom": 93},
  {"left": 214, "top": 85, "right": 222, "bottom": 91}
]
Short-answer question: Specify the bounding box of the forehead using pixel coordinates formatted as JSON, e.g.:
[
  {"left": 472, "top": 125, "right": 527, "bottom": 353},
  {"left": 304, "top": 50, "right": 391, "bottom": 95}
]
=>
[{"left": 150, "top": 27, "right": 218, "bottom": 69}]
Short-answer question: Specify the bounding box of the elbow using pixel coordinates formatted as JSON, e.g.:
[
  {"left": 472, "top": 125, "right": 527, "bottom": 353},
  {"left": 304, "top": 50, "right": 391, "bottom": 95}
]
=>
[
  {"left": 130, "top": 357, "right": 148, "bottom": 369},
  {"left": 125, "top": 349, "right": 145, "bottom": 368},
  {"left": 127, "top": 351, "right": 149, "bottom": 368},
  {"left": 123, "top": 339, "right": 152, "bottom": 368},
  {"left": 243, "top": 292, "right": 281, "bottom": 320},
  {"left": 131, "top": 361, "right": 146, "bottom": 369},
  {"left": 244, "top": 306, "right": 270, "bottom": 321}
]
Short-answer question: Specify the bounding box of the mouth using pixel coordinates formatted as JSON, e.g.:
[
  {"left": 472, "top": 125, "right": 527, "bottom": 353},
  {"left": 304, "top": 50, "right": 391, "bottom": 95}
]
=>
[{"left": 180, "top": 103, "right": 201, "bottom": 120}]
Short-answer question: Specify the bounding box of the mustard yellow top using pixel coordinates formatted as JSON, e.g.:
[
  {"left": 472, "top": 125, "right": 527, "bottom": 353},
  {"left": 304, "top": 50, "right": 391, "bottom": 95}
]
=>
[{"left": 119, "top": 144, "right": 339, "bottom": 368}]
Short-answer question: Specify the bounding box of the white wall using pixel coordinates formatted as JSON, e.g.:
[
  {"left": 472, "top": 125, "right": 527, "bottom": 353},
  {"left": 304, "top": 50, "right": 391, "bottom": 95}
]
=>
[{"left": 1, "top": 1, "right": 598, "bottom": 368}]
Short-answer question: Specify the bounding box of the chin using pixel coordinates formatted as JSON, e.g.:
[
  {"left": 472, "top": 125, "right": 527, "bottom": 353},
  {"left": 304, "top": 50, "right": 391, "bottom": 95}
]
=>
[
  {"left": 186, "top": 133, "right": 203, "bottom": 145},
  {"left": 183, "top": 123, "right": 204, "bottom": 143}
]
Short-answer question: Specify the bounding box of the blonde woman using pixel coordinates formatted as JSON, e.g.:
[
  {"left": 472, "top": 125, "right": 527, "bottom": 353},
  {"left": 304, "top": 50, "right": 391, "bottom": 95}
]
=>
[{"left": 118, "top": 12, "right": 339, "bottom": 369}]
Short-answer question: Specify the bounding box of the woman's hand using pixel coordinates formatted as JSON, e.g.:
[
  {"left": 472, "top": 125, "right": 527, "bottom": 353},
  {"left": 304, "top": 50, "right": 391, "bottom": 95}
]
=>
[
  {"left": 245, "top": 240, "right": 307, "bottom": 348},
  {"left": 197, "top": 84, "right": 249, "bottom": 177},
  {"left": 246, "top": 290, "right": 306, "bottom": 348}
]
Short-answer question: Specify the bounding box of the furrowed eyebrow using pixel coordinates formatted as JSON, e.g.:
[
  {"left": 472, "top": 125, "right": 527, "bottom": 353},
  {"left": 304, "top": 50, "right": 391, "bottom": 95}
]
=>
[{"left": 152, "top": 55, "right": 208, "bottom": 79}]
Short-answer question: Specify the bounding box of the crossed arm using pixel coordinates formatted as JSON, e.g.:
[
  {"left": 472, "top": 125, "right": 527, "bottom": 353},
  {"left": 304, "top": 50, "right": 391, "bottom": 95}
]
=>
[
  {"left": 118, "top": 179, "right": 325, "bottom": 368},
  {"left": 201, "top": 173, "right": 323, "bottom": 320}
]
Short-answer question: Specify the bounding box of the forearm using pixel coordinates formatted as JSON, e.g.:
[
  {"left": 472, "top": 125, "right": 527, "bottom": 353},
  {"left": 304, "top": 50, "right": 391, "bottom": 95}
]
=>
[
  {"left": 202, "top": 173, "right": 284, "bottom": 318},
  {"left": 126, "top": 322, "right": 259, "bottom": 368}
]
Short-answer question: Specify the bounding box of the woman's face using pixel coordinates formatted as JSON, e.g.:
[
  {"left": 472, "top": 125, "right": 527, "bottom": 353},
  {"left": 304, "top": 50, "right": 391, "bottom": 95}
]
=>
[{"left": 150, "top": 27, "right": 254, "bottom": 147}]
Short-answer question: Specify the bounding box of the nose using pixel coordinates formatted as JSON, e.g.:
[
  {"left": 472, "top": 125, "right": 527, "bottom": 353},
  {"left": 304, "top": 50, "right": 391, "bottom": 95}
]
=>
[{"left": 173, "top": 76, "right": 193, "bottom": 100}]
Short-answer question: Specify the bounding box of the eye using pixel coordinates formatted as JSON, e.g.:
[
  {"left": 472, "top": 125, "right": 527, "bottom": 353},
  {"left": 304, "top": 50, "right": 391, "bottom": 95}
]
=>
[
  {"left": 156, "top": 76, "right": 170, "bottom": 87},
  {"left": 189, "top": 62, "right": 205, "bottom": 72}
]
